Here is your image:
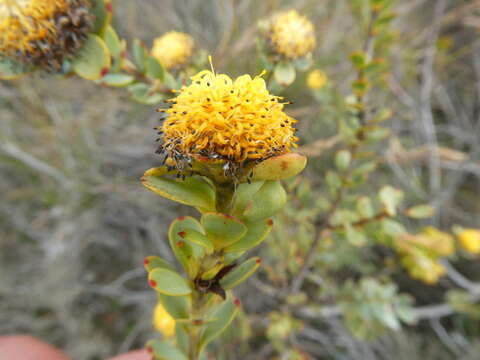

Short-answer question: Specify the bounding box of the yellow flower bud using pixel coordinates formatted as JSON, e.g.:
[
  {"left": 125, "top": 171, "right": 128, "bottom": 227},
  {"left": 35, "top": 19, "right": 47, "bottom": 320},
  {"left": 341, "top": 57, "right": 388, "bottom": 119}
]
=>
[
  {"left": 269, "top": 10, "right": 316, "bottom": 59},
  {"left": 307, "top": 69, "right": 327, "bottom": 90},
  {"left": 151, "top": 31, "right": 194, "bottom": 70},
  {"left": 457, "top": 229, "right": 480, "bottom": 254},
  {"left": 153, "top": 302, "right": 175, "bottom": 337}
]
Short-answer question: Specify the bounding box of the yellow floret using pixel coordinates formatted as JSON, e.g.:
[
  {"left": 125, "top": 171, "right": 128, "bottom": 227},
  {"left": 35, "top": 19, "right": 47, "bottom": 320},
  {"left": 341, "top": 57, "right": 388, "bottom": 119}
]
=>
[
  {"left": 307, "top": 69, "right": 327, "bottom": 90},
  {"left": 457, "top": 229, "right": 480, "bottom": 254},
  {"left": 0, "top": 0, "right": 92, "bottom": 70},
  {"left": 157, "top": 69, "right": 298, "bottom": 169},
  {"left": 151, "top": 31, "right": 194, "bottom": 70},
  {"left": 269, "top": 10, "right": 316, "bottom": 59},
  {"left": 401, "top": 252, "right": 446, "bottom": 285},
  {"left": 153, "top": 302, "right": 175, "bottom": 337}
]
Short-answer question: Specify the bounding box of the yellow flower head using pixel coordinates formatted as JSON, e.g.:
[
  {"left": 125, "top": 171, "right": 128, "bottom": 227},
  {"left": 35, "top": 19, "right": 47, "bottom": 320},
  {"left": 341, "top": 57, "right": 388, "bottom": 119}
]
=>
[
  {"left": 152, "top": 31, "right": 194, "bottom": 70},
  {"left": 307, "top": 69, "right": 327, "bottom": 90},
  {"left": 153, "top": 302, "right": 175, "bottom": 337},
  {"left": 457, "top": 229, "right": 480, "bottom": 254},
  {"left": 156, "top": 69, "right": 298, "bottom": 176},
  {"left": 0, "top": 0, "right": 93, "bottom": 71},
  {"left": 396, "top": 227, "right": 454, "bottom": 257},
  {"left": 269, "top": 10, "right": 316, "bottom": 59}
]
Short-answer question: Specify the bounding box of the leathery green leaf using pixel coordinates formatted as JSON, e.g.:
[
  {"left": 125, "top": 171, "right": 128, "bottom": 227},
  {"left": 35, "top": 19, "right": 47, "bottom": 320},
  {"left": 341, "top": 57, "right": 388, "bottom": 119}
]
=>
[
  {"left": 198, "top": 295, "right": 240, "bottom": 353},
  {"left": 90, "top": 0, "right": 112, "bottom": 35},
  {"left": 224, "top": 218, "right": 273, "bottom": 253},
  {"left": 201, "top": 213, "right": 247, "bottom": 248},
  {"left": 220, "top": 257, "right": 261, "bottom": 290},
  {"left": 242, "top": 181, "right": 286, "bottom": 222},
  {"left": 231, "top": 181, "right": 265, "bottom": 216},
  {"left": 178, "top": 228, "right": 213, "bottom": 253},
  {"left": 143, "top": 255, "right": 175, "bottom": 272},
  {"left": 251, "top": 153, "right": 307, "bottom": 181},
  {"left": 158, "top": 293, "right": 190, "bottom": 319},
  {"left": 146, "top": 339, "right": 188, "bottom": 360},
  {"left": 142, "top": 170, "right": 216, "bottom": 212},
  {"left": 148, "top": 268, "right": 191, "bottom": 296},
  {"left": 72, "top": 34, "right": 111, "bottom": 80},
  {"left": 274, "top": 61, "right": 296, "bottom": 86},
  {"left": 146, "top": 56, "right": 165, "bottom": 80},
  {"left": 168, "top": 216, "right": 205, "bottom": 278}
]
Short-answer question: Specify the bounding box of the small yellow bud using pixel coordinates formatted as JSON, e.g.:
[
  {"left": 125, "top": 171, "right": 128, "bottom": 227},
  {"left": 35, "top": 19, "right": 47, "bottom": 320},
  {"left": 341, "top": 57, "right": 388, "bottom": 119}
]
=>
[
  {"left": 457, "top": 229, "right": 480, "bottom": 254},
  {"left": 153, "top": 302, "right": 175, "bottom": 337},
  {"left": 307, "top": 69, "right": 327, "bottom": 90},
  {"left": 151, "top": 31, "right": 194, "bottom": 70}
]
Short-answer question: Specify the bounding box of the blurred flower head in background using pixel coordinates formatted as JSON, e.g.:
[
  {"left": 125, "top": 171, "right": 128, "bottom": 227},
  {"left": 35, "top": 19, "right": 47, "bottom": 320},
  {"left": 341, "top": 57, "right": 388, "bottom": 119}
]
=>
[
  {"left": 269, "top": 10, "right": 315, "bottom": 59},
  {"left": 307, "top": 69, "right": 328, "bottom": 90},
  {"left": 457, "top": 228, "right": 480, "bottom": 254},
  {"left": 151, "top": 31, "right": 194, "bottom": 70},
  {"left": 153, "top": 303, "right": 175, "bottom": 338},
  {"left": 156, "top": 69, "right": 298, "bottom": 176},
  {"left": 0, "top": 0, "right": 93, "bottom": 71}
]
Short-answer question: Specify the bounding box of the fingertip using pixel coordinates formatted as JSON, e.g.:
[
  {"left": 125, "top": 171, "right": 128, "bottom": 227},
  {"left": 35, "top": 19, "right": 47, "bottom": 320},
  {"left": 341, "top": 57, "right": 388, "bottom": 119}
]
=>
[{"left": 0, "top": 335, "right": 70, "bottom": 360}]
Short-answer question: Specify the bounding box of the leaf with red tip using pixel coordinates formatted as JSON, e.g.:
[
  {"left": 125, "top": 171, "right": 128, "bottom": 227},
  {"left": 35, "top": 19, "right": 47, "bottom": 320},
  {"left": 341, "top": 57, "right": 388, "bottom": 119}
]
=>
[
  {"left": 72, "top": 34, "right": 111, "bottom": 80},
  {"left": 143, "top": 255, "right": 175, "bottom": 272},
  {"left": 220, "top": 257, "right": 261, "bottom": 290},
  {"left": 201, "top": 213, "right": 247, "bottom": 248},
  {"left": 168, "top": 216, "right": 205, "bottom": 278},
  {"left": 251, "top": 153, "right": 307, "bottom": 181},
  {"left": 158, "top": 293, "right": 190, "bottom": 319},
  {"left": 145, "top": 339, "right": 188, "bottom": 360},
  {"left": 224, "top": 218, "right": 273, "bottom": 253},
  {"left": 178, "top": 229, "right": 213, "bottom": 253},
  {"left": 148, "top": 268, "right": 191, "bottom": 296}
]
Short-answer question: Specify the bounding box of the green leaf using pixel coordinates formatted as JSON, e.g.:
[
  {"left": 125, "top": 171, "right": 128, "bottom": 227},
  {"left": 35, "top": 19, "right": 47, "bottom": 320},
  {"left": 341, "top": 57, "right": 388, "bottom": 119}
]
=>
[
  {"left": 143, "top": 256, "right": 175, "bottom": 272},
  {"left": 101, "top": 73, "right": 134, "bottom": 87},
  {"left": 198, "top": 296, "right": 240, "bottom": 353},
  {"left": 164, "top": 71, "right": 179, "bottom": 89},
  {"left": 405, "top": 204, "right": 435, "bottom": 219},
  {"left": 293, "top": 55, "right": 313, "bottom": 71},
  {"left": 350, "top": 51, "right": 366, "bottom": 68},
  {"left": 102, "top": 25, "right": 121, "bottom": 58},
  {"left": 0, "top": 58, "right": 31, "bottom": 80},
  {"left": 201, "top": 213, "right": 247, "bottom": 248},
  {"left": 326, "top": 171, "right": 342, "bottom": 195},
  {"left": 335, "top": 150, "right": 352, "bottom": 171},
  {"left": 132, "top": 38, "right": 147, "bottom": 73},
  {"left": 242, "top": 181, "right": 287, "bottom": 222},
  {"left": 90, "top": 0, "right": 112, "bottom": 35},
  {"left": 178, "top": 228, "right": 213, "bottom": 253},
  {"left": 148, "top": 268, "right": 192, "bottom": 296},
  {"left": 175, "top": 323, "right": 189, "bottom": 354},
  {"left": 378, "top": 185, "right": 403, "bottom": 216},
  {"left": 146, "top": 339, "right": 188, "bottom": 360},
  {"left": 274, "top": 61, "right": 296, "bottom": 86},
  {"left": 381, "top": 219, "right": 407, "bottom": 237},
  {"left": 220, "top": 257, "right": 261, "bottom": 290},
  {"left": 146, "top": 56, "right": 165, "bottom": 80},
  {"left": 72, "top": 34, "right": 111, "bottom": 80},
  {"left": 128, "top": 82, "right": 164, "bottom": 104},
  {"left": 168, "top": 216, "right": 205, "bottom": 278},
  {"left": 142, "top": 170, "right": 216, "bottom": 212},
  {"left": 224, "top": 218, "right": 273, "bottom": 253},
  {"left": 231, "top": 181, "right": 265, "bottom": 216},
  {"left": 356, "top": 196, "right": 374, "bottom": 218},
  {"left": 251, "top": 153, "right": 307, "bottom": 181},
  {"left": 159, "top": 293, "right": 190, "bottom": 319},
  {"left": 345, "top": 223, "right": 367, "bottom": 246}
]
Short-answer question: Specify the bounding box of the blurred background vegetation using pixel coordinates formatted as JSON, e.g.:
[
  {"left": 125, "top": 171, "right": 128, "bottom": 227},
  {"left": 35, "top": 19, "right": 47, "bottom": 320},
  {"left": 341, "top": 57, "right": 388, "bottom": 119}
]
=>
[{"left": 1, "top": 0, "right": 480, "bottom": 359}]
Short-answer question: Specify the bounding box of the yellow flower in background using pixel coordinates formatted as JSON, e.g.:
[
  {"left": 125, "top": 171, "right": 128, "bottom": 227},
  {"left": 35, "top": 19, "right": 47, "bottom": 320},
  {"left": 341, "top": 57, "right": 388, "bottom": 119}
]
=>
[
  {"left": 153, "top": 303, "right": 175, "bottom": 337},
  {"left": 269, "top": 10, "right": 315, "bottom": 59},
  {"left": 0, "top": 0, "right": 92, "bottom": 70},
  {"left": 307, "top": 69, "right": 327, "bottom": 90},
  {"left": 151, "top": 31, "right": 194, "bottom": 70},
  {"left": 457, "top": 229, "right": 480, "bottom": 254},
  {"left": 401, "top": 253, "right": 446, "bottom": 285},
  {"left": 396, "top": 227, "right": 454, "bottom": 257},
  {"left": 156, "top": 69, "right": 298, "bottom": 172}
]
